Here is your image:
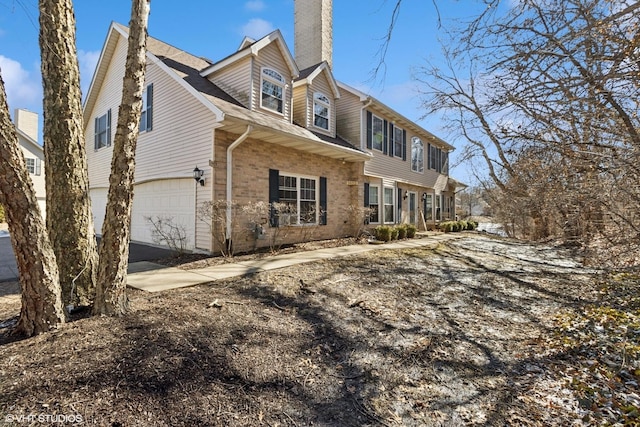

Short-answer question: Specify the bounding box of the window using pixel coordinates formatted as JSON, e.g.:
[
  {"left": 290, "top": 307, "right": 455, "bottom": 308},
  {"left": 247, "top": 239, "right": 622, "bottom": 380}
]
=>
[
  {"left": 393, "top": 126, "right": 403, "bottom": 158},
  {"left": 94, "top": 109, "right": 111, "bottom": 150},
  {"left": 371, "top": 115, "right": 384, "bottom": 151},
  {"left": 140, "top": 83, "right": 153, "bottom": 132},
  {"left": 313, "top": 92, "right": 330, "bottom": 130},
  {"left": 261, "top": 68, "right": 285, "bottom": 114},
  {"left": 411, "top": 137, "right": 424, "bottom": 173},
  {"left": 383, "top": 187, "right": 394, "bottom": 223},
  {"left": 25, "top": 158, "right": 41, "bottom": 175},
  {"left": 278, "top": 174, "right": 318, "bottom": 225},
  {"left": 428, "top": 144, "right": 448, "bottom": 174},
  {"left": 369, "top": 185, "right": 379, "bottom": 223},
  {"left": 424, "top": 194, "right": 433, "bottom": 220}
]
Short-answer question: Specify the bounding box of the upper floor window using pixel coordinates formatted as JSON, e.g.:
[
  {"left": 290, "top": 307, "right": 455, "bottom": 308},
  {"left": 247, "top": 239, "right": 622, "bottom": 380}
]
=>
[
  {"left": 371, "top": 114, "right": 384, "bottom": 151},
  {"left": 393, "top": 126, "right": 403, "bottom": 158},
  {"left": 94, "top": 109, "right": 111, "bottom": 150},
  {"left": 411, "top": 137, "right": 424, "bottom": 173},
  {"left": 25, "top": 157, "right": 41, "bottom": 176},
  {"left": 428, "top": 144, "right": 449, "bottom": 174},
  {"left": 140, "top": 83, "right": 153, "bottom": 132},
  {"left": 261, "top": 68, "right": 285, "bottom": 114},
  {"left": 313, "top": 92, "right": 330, "bottom": 130}
]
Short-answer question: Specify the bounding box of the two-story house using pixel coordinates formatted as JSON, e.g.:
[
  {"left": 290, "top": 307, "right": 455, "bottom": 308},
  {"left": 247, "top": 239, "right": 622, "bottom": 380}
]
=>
[
  {"left": 84, "top": 0, "right": 460, "bottom": 253},
  {"left": 14, "top": 109, "right": 46, "bottom": 217}
]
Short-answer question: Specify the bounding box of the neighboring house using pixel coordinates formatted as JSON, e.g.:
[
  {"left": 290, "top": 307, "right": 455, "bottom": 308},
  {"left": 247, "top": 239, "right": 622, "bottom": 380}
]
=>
[
  {"left": 14, "top": 109, "right": 46, "bottom": 217},
  {"left": 84, "top": 0, "right": 462, "bottom": 253}
]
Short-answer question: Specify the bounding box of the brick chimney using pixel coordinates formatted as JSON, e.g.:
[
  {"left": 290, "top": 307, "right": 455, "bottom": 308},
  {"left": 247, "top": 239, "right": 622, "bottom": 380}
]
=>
[
  {"left": 14, "top": 109, "right": 39, "bottom": 142},
  {"left": 294, "top": 0, "right": 333, "bottom": 70}
]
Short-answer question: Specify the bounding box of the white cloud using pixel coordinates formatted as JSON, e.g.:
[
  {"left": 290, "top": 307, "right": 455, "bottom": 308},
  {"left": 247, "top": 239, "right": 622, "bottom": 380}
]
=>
[
  {"left": 78, "top": 49, "right": 101, "bottom": 97},
  {"left": 0, "top": 55, "right": 40, "bottom": 110},
  {"left": 240, "top": 18, "right": 274, "bottom": 39},
  {"left": 244, "top": 1, "right": 266, "bottom": 12}
]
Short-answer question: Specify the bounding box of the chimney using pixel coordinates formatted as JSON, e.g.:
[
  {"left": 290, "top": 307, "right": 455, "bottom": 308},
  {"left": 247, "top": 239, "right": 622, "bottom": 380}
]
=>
[
  {"left": 14, "top": 109, "right": 39, "bottom": 143},
  {"left": 294, "top": 0, "right": 333, "bottom": 70}
]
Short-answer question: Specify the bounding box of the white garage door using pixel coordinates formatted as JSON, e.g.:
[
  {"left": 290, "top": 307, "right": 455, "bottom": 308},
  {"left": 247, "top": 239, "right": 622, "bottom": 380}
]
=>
[
  {"left": 90, "top": 188, "right": 108, "bottom": 236},
  {"left": 131, "top": 179, "right": 195, "bottom": 249}
]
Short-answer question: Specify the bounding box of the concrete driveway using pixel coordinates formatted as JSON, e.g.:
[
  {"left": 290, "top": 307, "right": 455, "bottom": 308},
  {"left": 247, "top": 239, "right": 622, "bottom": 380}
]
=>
[{"left": 0, "top": 233, "right": 176, "bottom": 282}]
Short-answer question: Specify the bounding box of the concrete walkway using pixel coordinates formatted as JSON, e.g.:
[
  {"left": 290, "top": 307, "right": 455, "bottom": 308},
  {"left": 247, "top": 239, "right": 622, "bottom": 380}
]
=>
[{"left": 126, "top": 232, "right": 462, "bottom": 293}]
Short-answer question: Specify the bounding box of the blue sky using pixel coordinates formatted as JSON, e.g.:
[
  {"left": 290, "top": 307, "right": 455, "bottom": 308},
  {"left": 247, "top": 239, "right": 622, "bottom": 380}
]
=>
[{"left": 0, "top": 0, "right": 494, "bottom": 184}]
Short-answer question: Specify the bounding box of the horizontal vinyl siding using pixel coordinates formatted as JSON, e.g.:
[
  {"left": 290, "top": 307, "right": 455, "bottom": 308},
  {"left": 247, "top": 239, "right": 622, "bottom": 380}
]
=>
[
  {"left": 209, "top": 57, "right": 252, "bottom": 107},
  {"left": 292, "top": 86, "right": 308, "bottom": 127},
  {"left": 252, "top": 43, "right": 293, "bottom": 121},
  {"left": 335, "top": 89, "right": 362, "bottom": 147},
  {"left": 86, "top": 35, "right": 128, "bottom": 188}
]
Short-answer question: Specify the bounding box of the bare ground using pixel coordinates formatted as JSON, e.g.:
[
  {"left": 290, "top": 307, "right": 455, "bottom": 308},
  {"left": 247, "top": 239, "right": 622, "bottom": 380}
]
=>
[{"left": 0, "top": 234, "right": 638, "bottom": 426}]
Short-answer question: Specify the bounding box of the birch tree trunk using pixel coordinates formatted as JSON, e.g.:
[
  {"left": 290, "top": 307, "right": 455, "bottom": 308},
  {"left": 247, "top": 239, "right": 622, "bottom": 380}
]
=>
[
  {"left": 0, "top": 75, "right": 65, "bottom": 336},
  {"left": 93, "top": 0, "right": 151, "bottom": 316},
  {"left": 39, "top": 0, "right": 98, "bottom": 307}
]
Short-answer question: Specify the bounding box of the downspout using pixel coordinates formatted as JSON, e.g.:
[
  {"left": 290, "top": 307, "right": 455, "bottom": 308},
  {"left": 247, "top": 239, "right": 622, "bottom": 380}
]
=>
[{"left": 226, "top": 125, "right": 253, "bottom": 240}]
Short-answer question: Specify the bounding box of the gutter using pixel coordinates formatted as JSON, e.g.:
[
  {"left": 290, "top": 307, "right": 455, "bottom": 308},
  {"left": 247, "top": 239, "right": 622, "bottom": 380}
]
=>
[{"left": 226, "top": 125, "right": 253, "bottom": 239}]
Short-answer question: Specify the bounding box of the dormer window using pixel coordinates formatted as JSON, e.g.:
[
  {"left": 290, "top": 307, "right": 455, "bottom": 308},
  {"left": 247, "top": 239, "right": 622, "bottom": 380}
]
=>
[
  {"left": 261, "top": 68, "right": 285, "bottom": 114},
  {"left": 313, "top": 92, "right": 330, "bottom": 130}
]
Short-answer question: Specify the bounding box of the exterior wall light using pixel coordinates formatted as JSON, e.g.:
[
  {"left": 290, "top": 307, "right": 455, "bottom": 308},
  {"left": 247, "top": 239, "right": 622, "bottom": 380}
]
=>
[{"left": 193, "top": 166, "right": 205, "bottom": 186}]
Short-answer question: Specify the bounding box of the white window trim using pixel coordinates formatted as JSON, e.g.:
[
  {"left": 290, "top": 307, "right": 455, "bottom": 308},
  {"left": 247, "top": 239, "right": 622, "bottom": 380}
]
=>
[
  {"left": 369, "top": 185, "right": 380, "bottom": 224},
  {"left": 393, "top": 125, "right": 403, "bottom": 158},
  {"left": 260, "top": 67, "right": 286, "bottom": 115},
  {"left": 371, "top": 114, "right": 384, "bottom": 152},
  {"left": 278, "top": 172, "right": 319, "bottom": 226},
  {"left": 312, "top": 92, "right": 330, "bottom": 131},
  {"left": 411, "top": 136, "right": 424, "bottom": 174},
  {"left": 383, "top": 186, "right": 395, "bottom": 224},
  {"left": 25, "top": 158, "right": 36, "bottom": 175}
]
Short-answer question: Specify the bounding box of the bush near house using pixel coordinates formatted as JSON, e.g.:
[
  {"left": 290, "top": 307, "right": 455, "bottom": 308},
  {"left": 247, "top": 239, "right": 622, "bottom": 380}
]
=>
[
  {"left": 439, "top": 220, "right": 479, "bottom": 233},
  {"left": 406, "top": 224, "right": 417, "bottom": 238},
  {"left": 390, "top": 227, "right": 399, "bottom": 240},
  {"left": 374, "top": 225, "right": 392, "bottom": 242},
  {"left": 0, "top": 204, "right": 4, "bottom": 222},
  {"left": 396, "top": 224, "right": 407, "bottom": 239}
]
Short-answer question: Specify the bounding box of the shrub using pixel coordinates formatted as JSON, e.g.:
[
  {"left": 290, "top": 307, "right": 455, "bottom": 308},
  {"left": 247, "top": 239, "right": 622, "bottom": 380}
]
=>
[
  {"left": 406, "top": 224, "right": 417, "bottom": 238},
  {"left": 374, "top": 225, "right": 392, "bottom": 242},
  {"left": 458, "top": 220, "right": 469, "bottom": 231},
  {"left": 467, "top": 220, "right": 478, "bottom": 231},
  {"left": 0, "top": 204, "right": 4, "bottom": 223},
  {"left": 439, "top": 221, "right": 455, "bottom": 232},
  {"left": 391, "top": 227, "right": 399, "bottom": 240},
  {"left": 396, "top": 224, "right": 407, "bottom": 239}
]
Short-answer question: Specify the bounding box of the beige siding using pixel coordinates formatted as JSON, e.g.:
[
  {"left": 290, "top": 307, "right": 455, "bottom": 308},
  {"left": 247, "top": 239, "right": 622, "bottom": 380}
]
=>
[
  {"left": 335, "top": 89, "right": 362, "bottom": 146},
  {"left": 19, "top": 139, "right": 46, "bottom": 216},
  {"left": 86, "top": 33, "right": 216, "bottom": 251},
  {"left": 208, "top": 57, "right": 252, "bottom": 107},
  {"left": 251, "top": 42, "right": 293, "bottom": 121},
  {"left": 292, "top": 85, "right": 308, "bottom": 127}
]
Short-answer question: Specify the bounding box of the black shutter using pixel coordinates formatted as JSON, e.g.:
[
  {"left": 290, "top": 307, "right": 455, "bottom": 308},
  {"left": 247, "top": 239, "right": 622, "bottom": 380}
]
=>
[
  {"left": 402, "top": 130, "right": 407, "bottom": 161},
  {"left": 427, "top": 143, "right": 431, "bottom": 169},
  {"left": 363, "top": 183, "right": 370, "bottom": 225},
  {"left": 319, "top": 177, "right": 327, "bottom": 225},
  {"left": 35, "top": 158, "right": 42, "bottom": 176},
  {"left": 94, "top": 117, "right": 99, "bottom": 150},
  {"left": 366, "top": 111, "right": 372, "bottom": 149},
  {"left": 106, "top": 109, "right": 112, "bottom": 147},
  {"left": 269, "top": 169, "right": 280, "bottom": 227},
  {"left": 382, "top": 119, "right": 388, "bottom": 154},
  {"left": 146, "top": 83, "right": 153, "bottom": 131},
  {"left": 397, "top": 187, "right": 403, "bottom": 224},
  {"left": 388, "top": 123, "right": 395, "bottom": 157}
]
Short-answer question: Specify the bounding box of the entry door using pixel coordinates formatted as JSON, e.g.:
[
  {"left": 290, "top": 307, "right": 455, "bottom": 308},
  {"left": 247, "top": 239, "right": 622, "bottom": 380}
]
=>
[{"left": 409, "top": 192, "right": 417, "bottom": 224}]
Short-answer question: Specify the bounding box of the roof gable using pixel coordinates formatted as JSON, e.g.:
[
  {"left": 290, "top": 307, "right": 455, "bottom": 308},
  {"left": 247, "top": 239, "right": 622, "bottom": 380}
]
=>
[
  {"left": 200, "top": 30, "right": 299, "bottom": 79},
  {"left": 293, "top": 62, "right": 340, "bottom": 99}
]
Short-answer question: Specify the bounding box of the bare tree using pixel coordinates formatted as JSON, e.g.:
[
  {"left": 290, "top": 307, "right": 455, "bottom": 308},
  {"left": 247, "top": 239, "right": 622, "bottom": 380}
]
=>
[
  {"left": 418, "top": 0, "right": 640, "bottom": 263},
  {"left": 94, "top": 0, "right": 151, "bottom": 316},
  {"left": 39, "top": 0, "right": 98, "bottom": 307},
  {"left": 0, "top": 76, "right": 65, "bottom": 336}
]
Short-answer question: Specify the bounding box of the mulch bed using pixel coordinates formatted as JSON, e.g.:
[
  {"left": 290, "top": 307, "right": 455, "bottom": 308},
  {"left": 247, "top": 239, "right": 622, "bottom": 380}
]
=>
[{"left": 0, "top": 234, "right": 638, "bottom": 426}]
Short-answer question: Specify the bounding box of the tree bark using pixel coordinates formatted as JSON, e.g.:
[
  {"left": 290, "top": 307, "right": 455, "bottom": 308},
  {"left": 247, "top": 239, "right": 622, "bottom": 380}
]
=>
[
  {"left": 94, "top": 0, "right": 151, "bottom": 316},
  {"left": 0, "top": 75, "right": 65, "bottom": 336},
  {"left": 39, "top": 0, "right": 98, "bottom": 307}
]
